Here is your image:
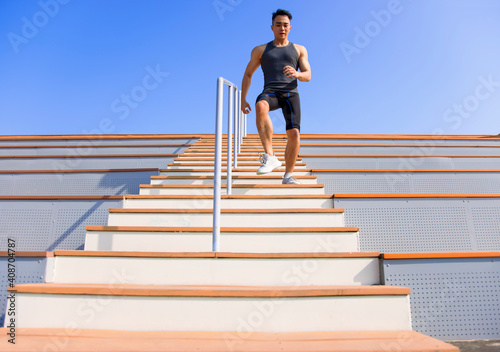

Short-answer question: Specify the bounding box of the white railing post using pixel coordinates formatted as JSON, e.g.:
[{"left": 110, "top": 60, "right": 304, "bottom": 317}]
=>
[
  {"left": 213, "top": 77, "right": 241, "bottom": 252},
  {"left": 227, "top": 86, "right": 233, "bottom": 196},
  {"left": 213, "top": 77, "right": 224, "bottom": 252},
  {"left": 234, "top": 86, "right": 239, "bottom": 168}
]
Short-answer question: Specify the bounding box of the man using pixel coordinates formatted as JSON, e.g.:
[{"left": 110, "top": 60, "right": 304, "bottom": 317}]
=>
[{"left": 241, "top": 9, "right": 311, "bottom": 184}]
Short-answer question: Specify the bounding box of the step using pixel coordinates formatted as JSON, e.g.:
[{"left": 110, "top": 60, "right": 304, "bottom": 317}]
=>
[
  {"left": 173, "top": 156, "right": 302, "bottom": 162},
  {"left": 0, "top": 329, "right": 460, "bottom": 352},
  {"left": 50, "top": 251, "right": 381, "bottom": 286},
  {"left": 106, "top": 208, "right": 345, "bottom": 228},
  {"left": 166, "top": 162, "right": 308, "bottom": 170},
  {"left": 158, "top": 168, "right": 313, "bottom": 177},
  {"left": 149, "top": 175, "right": 318, "bottom": 185},
  {"left": 124, "top": 194, "right": 333, "bottom": 209},
  {"left": 10, "top": 284, "right": 412, "bottom": 332},
  {"left": 84, "top": 226, "right": 360, "bottom": 252},
  {"left": 180, "top": 152, "right": 288, "bottom": 157},
  {"left": 139, "top": 184, "right": 325, "bottom": 195}
]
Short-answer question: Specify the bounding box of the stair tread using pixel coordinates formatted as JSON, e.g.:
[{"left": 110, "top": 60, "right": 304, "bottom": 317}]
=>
[
  {"left": 85, "top": 226, "right": 359, "bottom": 232},
  {"left": 10, "top": 283, "right": 410, "bottom": 296},
  {"left": 140, "top": 184, "right": 324, "bottom": 188},
  {"left": 126, "top": 194, "right": 333, "bottom": 199},
  {"left": 109, "top": 208, "right": 343, "bottom": 214},
  {"left": 54, "top": 250, "right": 379, "bottom": 258},
  {"left": 151, "top": 175, "right": 317, "bottom": 179},
  {"left": 0, "top": 329, "right": 459, "bottom": 352}
]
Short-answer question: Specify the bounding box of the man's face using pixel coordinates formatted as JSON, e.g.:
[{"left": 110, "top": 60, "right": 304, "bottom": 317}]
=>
[{"left": 271, "top": 15, "right": 291, "bottom": 40}]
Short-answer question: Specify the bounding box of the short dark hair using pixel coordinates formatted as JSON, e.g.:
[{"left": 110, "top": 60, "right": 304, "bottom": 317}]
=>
[{"left": 272, "top": 9, "right": 292, "bottom": 23}]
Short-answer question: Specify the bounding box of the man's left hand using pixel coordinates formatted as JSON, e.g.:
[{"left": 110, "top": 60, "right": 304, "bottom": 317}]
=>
[{"left": 283, "top": 65, "right": 299, "bottom": 78}]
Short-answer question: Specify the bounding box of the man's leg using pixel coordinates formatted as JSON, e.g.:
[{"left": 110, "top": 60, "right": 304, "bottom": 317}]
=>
[
  {"left": 285, "top": 128, "right": 300, "bottom": 174},
  {"left": 255, "top": 100, "right": 274, "bottom": 156}
]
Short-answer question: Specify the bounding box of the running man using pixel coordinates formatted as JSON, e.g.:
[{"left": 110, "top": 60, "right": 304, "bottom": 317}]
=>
[{"left": 241, "top": 9, "right": 311, "bottom": 184}]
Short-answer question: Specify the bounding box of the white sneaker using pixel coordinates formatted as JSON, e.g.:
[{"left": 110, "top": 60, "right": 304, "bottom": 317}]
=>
[
  {"left": 257, "top": 153, "right": 282, "bottom": 175},
  {"left": 282, "top": 175, "right": 301, "bottom": 185}
]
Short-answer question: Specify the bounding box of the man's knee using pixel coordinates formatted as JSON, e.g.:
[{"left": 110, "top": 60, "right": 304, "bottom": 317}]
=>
[
  {"left": 255, "top": 100, "right": 269, "bottom": 115},
  {"left": 287, "top": 128, "right": 300, "bottom": 142}
]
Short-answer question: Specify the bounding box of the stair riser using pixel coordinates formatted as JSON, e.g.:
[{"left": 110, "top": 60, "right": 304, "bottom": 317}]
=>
[
  {"left": 124, "top": 198, "right": 334, "bottom": 209},
  {"left": 149, "top": 178, "right": 318, "bottom": 185},
  {"left": 15, "top": 294, "right": 411, "bottom": 332},
  {"left": 106, "top": 212, "right": 345, "bottom": 228},
  {"left": 139, "top": 187, "right": 325, "bottom": 196},
  {"left": 158, "top": 170, "right": 312, "bottom": 176},
  {"left": 85, "top": 231, "right": 360, "bottom": 252},
  {"left": 52, "top": 257, "right": 380, "bottom": 286}
]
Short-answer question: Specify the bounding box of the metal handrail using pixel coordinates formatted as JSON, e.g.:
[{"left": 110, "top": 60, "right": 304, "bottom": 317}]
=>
[{"left": 213, "top": 77, "right": 246, "bottom": 251}]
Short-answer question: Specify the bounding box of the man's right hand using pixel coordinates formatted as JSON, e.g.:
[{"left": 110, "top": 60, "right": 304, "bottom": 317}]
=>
[{"left": 241, "top": 100, "right": 252, "bottom": 114}]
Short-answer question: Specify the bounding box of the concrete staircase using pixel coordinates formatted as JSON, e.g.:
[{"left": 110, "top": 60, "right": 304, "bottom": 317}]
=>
[{"left": 2, "top": 136, "right": 459, "bottom": 351}]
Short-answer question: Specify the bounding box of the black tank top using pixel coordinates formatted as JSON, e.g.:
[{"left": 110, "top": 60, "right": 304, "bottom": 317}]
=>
[{"left": 261, "top": 41, "right": 299, "bottom": 92}]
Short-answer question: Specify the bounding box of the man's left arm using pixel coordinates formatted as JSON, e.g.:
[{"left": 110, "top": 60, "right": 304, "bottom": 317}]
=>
[{"left": 283, "top": 45, "right": 311, "bottom": 82}]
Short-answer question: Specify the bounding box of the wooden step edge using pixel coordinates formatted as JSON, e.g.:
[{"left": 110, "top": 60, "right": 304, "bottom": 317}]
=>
[
  {"left": 8, "top": 283, "right": 411, "bottom": 297},
  {"left": 0, "top": 195, "right": 124, "bottom": 201},
  {"left": 85, "top": 226, "right": 359, "bottom": 233},
  {"left": 0, "top": 168, "right": 159, "bottom": 174},
  {"left": 158, "top": 168, "right": 314, "bottom": 172},
  {"left": 382, "top": 251, "right": 500, "bottom": 259},
  {"left": 0, "top": 251, "right": 53, "bottom": 257},
  {"left": 167, "top": 162, "right": 308, "bottom": 166},
  {"left": 140, "top": 184, "right": 324, "bottom": 188},
  {"left": 300, "top": 154, "right": 500, "bottom": 158},
  {"left": 125, "top": 194, "right": 333, "bottom": 199},
  {"left": 311, "top": 168, "right": 500, "bottom": 173},
  {"left": 0, "top": 134, "right": 206, "bottom": 141},
  {"left": 334, "top": 193, "right": 500, "bottom": 199},
  {"left": 174, "top": 157, "right": 302, "bottom": 161},
  {"left": 0, "top": 153, "right": 180, "bottom": 159},
  {"left": 54, "top": 250, "right": 380, "bottom": 259},
  {"left": 285, "top": 133, "right": 500, "bottom": 141},
  {"left": 150, "top": 175, "right": 317, "bottom": 179},
  {"left": 0, "top": 143, "right": 193, "bottom": 149},
  {"left": 301, "top": 142, "right": 500, "bottom": 148},
  {"left": 108, "top": 208, "right": 345, "bottom": 214},
  {"left": 0, "top": 329, "right": 460, "bottom": 352}
]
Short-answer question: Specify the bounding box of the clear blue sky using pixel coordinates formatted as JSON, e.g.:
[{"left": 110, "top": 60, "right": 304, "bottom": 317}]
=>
[{"left": 1, "top": 0, "right": 500, "bottom": 136}]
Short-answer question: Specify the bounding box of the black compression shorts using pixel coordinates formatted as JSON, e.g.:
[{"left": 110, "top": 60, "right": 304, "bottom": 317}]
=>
[{"left": 256, "top": 89, "right": 301, "bottom": 131}]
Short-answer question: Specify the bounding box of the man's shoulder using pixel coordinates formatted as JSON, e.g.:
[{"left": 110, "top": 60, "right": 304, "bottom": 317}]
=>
[
  {"left": 292, "top": 43, "right": 307, "bottom": 53},
  {"left": 252, "top": 43, "right": 269, "bottom": 52}
]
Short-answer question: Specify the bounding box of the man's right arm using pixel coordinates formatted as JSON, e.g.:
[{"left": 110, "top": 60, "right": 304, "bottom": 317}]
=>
[{"left": 241, "top": 45, "right": 264, "bottom": 114}]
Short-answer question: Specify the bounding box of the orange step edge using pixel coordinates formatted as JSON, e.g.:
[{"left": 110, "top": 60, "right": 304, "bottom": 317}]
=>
[
  {"left": 54, "top": 250, "right": 381, "bottom": 259},
  {"left": 0, "top": 329, "right": 460, "bottom": 352},
  {"left": 84, "top": 226, "right": 360, "bottom": 233},
  {"left": 8, "top": 283, "right": 411, "bottom": 297}
]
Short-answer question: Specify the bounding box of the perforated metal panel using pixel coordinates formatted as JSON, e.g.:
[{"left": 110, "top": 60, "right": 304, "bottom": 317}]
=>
[
  {"left": 0, "top": 156, "right": 175, "bottom": 170},
  {"left": 0, "top": 138, "right": 199, "bottom": 147},
  {"left": 303, "top": 156, "right": 500, "bottom": 170},
  {"left": 383, "top": 257, "right": 500, "bottom": 340},
  {"left": 51, "top": 205, "right": 111, "bottom": 250},
  {"left": 335, "top": 198, "right": 500, "bottom": 252},
  {"left": 471, "top": 206, "right": 500, "bottom": 251},
  {"left": 300, "top": 138, "right": 500, "bottom": 146},
  {"left": 0, "top": 208, "right": 54, "bottom": 250},
  {"left": 0, "top": 199, "right": 122, "bottom": 251},
  {"left": 301, "top": 145, "right": 500, "bottom": 156},
  {"left": 315, "top": 172, "right": 500, "bottom": 194},
  {"left": 0, "top": 257, "right": 48, "bottom": 326},
  {"left": 317, "top": 173, "right": 412, "bottom": 194},
  {"left": 0, "top": 171, "right": 157, "bottom": 196}
]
